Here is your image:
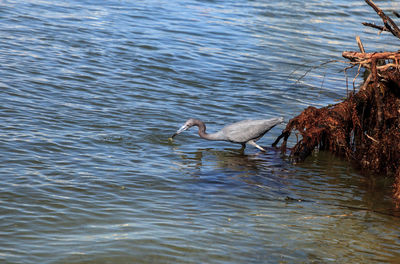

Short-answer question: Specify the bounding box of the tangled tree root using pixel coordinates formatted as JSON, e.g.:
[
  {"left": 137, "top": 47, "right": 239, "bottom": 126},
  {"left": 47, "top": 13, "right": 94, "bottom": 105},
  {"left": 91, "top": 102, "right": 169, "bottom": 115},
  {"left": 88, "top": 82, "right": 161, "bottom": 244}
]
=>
[
  {"left": 273, "top": 0, "right": 400, "bottom": 200},
  {"left": 273, "top": 70, "right": 400, "bottom": 195}
]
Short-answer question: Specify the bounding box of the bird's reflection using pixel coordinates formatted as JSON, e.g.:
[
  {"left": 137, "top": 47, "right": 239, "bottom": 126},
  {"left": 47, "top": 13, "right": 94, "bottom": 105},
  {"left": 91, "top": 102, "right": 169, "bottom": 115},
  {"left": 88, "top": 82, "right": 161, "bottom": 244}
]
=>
[
  {"left": 171, "top": 144, "right": 288, "bottom": 192},
  {"left": 209, "top": 148, "right": 262, "bottom": 172},
  {"left": 171, "top": 144, "right": 400, "bottom": 216},
  {"left": 177, "top": 145, "right": 283, "bottom": 168}
]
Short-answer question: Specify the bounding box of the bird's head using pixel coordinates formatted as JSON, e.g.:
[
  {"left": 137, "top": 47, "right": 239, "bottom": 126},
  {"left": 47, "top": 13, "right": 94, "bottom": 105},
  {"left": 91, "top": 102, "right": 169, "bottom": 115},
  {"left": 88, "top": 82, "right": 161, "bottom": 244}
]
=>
[{"left": 170, "top": 118, "right": 198, "bottom": 138}]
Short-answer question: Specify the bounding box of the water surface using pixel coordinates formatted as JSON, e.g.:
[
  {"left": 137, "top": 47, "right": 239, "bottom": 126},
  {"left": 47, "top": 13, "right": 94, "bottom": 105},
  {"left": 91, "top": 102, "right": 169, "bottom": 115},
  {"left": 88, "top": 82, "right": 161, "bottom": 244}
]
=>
[{"left": 1, "top": 0, "right": 400, "bottom": 263}]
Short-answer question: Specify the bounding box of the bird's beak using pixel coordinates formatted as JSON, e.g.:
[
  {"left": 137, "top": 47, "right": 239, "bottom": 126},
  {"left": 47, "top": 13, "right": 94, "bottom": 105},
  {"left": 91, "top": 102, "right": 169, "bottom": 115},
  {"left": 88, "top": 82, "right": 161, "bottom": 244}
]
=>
[{"left": 171, "top": 124, "right": 189, "bottom": 138}]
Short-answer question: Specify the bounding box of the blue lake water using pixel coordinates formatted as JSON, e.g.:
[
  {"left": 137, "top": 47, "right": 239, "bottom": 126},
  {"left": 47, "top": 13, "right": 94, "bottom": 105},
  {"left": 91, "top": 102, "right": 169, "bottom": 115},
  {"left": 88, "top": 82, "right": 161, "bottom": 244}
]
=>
[{"left": 1, "top": 0, "right": 400, "bottom": 263}]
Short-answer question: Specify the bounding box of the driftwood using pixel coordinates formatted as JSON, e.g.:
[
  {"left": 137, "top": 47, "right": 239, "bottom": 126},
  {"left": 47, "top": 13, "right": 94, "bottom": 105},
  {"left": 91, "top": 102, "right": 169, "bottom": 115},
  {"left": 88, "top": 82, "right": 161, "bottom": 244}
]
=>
[{"left": 273, "top": 0, "right": 400, "bottom": 200}]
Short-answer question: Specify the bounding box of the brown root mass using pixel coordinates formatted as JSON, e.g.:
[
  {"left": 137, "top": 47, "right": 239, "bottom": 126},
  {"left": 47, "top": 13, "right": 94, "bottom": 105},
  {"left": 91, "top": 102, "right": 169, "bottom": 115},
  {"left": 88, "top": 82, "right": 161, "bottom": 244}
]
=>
[
  {"left": 274, "top": 66, "right": 400, "bottom": 199},
  {"left": 273, "top": 67, "right": 400, "bottom": 199},
  {"left": 273, "top": 0, "right": 400, "bottom": 200}
]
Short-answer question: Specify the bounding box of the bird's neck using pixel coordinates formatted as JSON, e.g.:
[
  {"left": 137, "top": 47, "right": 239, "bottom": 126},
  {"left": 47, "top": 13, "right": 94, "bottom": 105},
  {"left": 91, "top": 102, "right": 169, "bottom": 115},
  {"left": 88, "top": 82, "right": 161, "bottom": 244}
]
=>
[{"left": 195, "top": 121, "right": 226, "bottom": 141}]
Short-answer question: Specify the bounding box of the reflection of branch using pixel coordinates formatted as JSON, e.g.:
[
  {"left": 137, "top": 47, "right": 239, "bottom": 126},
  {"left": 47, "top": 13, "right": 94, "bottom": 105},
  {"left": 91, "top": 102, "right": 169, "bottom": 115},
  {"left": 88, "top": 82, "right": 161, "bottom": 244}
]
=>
[{"left": 364, "top": 0, "right": 400, "bottom": 39}]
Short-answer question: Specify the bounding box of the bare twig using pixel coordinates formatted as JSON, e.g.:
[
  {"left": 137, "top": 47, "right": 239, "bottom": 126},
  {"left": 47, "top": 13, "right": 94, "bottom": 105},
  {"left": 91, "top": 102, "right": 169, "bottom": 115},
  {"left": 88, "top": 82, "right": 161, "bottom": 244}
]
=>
[
  {"left": 356, "top": 36, "right": 366, "bottom": 53},
  {"left": 344, "top": 64, "right": 357, "bottom": 94},
  {"left": 365, "top": 133, "right": 379, "bottom": 143},
  {"left": 365, "top": 0, "right": 400, "bottom": 39},
  {"left": 377, "top": 63, "right": 400, "bottom": 71},
  {"left": 294, "top": 60, "right": 342, "bottom": 84},
  {"left": 360, "top": 73, "right": 372, "bottom": 91},
  {"left": 343, "top": 51, "right": 400, "bottom": 61},
  {"left": 353, "top": 63, "right": 362, "bottom": 92},
  {"left": 362, "top": 22, "right": 387, "bottom": 33}
]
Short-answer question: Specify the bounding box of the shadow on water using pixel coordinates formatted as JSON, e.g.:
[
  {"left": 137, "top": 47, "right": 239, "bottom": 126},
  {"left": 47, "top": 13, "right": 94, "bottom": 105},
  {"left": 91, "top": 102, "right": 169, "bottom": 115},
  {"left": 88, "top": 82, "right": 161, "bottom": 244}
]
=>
[
  {"left": 171, "top": 142, "right": 400, "bottom": 216},
  {"left": 170, "top": 144, "right": 301, "bottom": 201}
]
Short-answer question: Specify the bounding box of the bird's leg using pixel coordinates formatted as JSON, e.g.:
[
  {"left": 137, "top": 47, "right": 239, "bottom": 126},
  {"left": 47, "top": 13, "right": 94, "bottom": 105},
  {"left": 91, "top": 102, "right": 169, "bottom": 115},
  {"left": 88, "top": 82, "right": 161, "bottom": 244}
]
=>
[
  {"left": 238, "top": 143, "right": 246, "bottom": 154},
  {"left": 247, "top": 140, "right": 266, "bottom": 152}
]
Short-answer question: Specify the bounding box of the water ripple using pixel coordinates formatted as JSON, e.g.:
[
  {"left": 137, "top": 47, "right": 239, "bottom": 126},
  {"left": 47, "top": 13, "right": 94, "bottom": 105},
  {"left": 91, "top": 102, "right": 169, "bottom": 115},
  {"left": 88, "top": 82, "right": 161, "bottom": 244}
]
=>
[{"left": 1, "top": 0, "right": 400, "bottom": 263}]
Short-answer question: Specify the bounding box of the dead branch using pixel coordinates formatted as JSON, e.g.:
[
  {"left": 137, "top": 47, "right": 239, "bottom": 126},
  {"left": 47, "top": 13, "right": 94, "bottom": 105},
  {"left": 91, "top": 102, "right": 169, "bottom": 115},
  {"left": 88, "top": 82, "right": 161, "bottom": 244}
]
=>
[
  {"left": 341, "top": 51, "right": 400, "bottom": 83},
  {"left": 365, "top": 0, "right": 400, "bottom": 39},
  {"left": 356, "top": 36, "right": 366, "bottom": 53},
  {"left": 342, "top": 51, "right": 400, "bottom": 61},
  {"left": 362, "top": 22, "right": 388, "bottom": 32}
]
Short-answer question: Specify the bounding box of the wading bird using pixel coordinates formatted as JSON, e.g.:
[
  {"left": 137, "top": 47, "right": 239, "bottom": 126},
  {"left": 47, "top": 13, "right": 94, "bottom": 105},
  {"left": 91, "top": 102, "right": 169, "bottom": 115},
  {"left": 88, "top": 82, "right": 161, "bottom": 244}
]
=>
[{"left": 170, "top": 117, "right": 284, "bottom": 151}]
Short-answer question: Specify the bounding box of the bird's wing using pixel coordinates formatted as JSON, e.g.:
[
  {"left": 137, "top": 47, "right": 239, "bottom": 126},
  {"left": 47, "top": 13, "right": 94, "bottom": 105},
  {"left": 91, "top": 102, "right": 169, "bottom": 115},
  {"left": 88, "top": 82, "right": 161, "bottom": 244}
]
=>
[{"left": 222, "top": 119, "right": 282, "bottom": 143}]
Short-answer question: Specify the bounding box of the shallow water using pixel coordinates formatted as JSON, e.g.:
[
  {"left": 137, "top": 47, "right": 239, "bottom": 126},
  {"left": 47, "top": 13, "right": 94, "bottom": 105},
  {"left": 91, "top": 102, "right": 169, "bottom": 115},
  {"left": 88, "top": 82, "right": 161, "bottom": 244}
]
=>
[{"left": 1, "top": 0, "right": 400, "bottom": 263}]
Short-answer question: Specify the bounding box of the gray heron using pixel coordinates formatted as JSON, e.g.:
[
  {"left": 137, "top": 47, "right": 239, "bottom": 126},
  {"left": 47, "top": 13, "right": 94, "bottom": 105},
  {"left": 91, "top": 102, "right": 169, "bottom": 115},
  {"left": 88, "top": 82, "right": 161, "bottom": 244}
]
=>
[{"left": 170, "top": 117, "right": 284, "bottom": 151}]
